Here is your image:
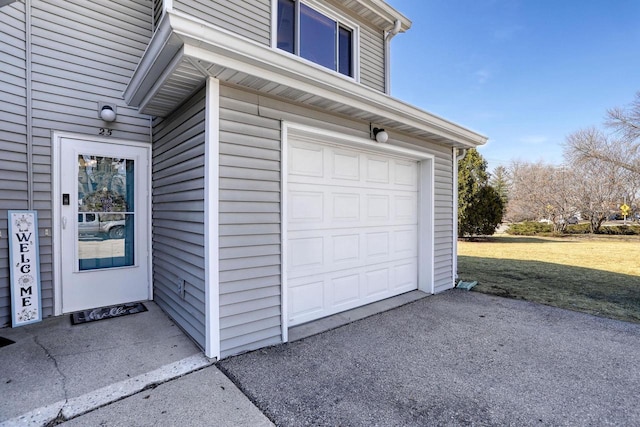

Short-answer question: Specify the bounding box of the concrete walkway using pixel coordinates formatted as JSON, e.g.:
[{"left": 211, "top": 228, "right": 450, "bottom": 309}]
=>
[
  {"left": 219, "top": 290, "right": 640, "bottom": 426},
  {"left": 5, "top": 291, "right": 640, "bottom": 426},
  {"left": 0, "top": 302, "right": 270, "bottom": 426}
]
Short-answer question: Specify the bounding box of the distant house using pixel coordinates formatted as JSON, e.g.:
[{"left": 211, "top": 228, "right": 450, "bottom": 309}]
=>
[{"left": 0, "top": 0, "right": 487, "bottom": 359}]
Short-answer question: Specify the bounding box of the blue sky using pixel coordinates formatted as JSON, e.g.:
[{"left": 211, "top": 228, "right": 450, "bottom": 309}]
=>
[{"left": 385, "top": 0, "right": 640, "bottom": 171}]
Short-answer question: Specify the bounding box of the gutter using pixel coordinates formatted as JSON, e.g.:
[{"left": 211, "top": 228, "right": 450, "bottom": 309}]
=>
[
  {"left": 384, "top": 19, "right": 402, "bottom": 95},
  {"left": 456, "top": 148, "right": 468, "bottom": 161}
]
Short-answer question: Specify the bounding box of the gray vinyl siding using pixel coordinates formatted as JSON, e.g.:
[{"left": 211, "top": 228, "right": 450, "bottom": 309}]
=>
[
  {"left": 30, "top": 0, "right": 152, "bottom": 318},
  {"left": 30, "top": 0, "right": 152, "bottom": 150},
  {"left": 432, "top": 148, "right": 455, "bottom": 293},
  {"left": 359, "top": 23, "right": 385, "bottom": 92},
  {"left": 152, "top": 90, "right": 207, "bottom": 349},
  {"left": 173, "top": 0, "right": 271, "bottom": 45},
  {"left": 217, "top": 86, "right": 455, "bottom": 356},
  {"left": 0, "top": 0, "right": 152, "bottom": 327},
  {"left": 0, "top": 1, "right": 27, "bottom": 326},
  {"left": 172, "top": 0, "right": 385, "bottom": 92},
  {"left": 218, "top": 85, "right": 283, "bottom": 358}
]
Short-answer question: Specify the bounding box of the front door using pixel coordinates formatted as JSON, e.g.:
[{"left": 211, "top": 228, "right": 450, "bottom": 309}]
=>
[{"left": 58, "top": 136, "right": 150, "bottom": 313}]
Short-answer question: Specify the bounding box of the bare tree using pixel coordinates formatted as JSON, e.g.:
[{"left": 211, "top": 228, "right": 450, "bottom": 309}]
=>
[
  {"left": 505, "top": 161, "right": 539, "bottom": 222},
  {"left": 570, "top": 157, "right": 626, "bottom": 232},
  {"left": 507, "top": 161, "right": 579, "bottom": 232},
  {"left": 622, "top": 168, "right": 640, "bottom": 221},
  {"left": 607, "top": 91, "right": 640, "bottom": 141},
  {"left": 564, "top": 93, "right": 640, "bottom": 175}
]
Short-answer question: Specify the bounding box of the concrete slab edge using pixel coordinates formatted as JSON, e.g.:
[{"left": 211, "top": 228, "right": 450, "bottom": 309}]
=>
[{"left": 1, "top": 353, "right": 214, "bottom": 427}]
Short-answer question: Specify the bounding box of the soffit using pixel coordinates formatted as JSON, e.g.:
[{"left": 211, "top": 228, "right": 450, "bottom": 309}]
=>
[
  {"left": 332, "top": 0, "right": 412, "bottom": 32},
  {"left": 124, "top": 12, "right": 486, "bottom": 148},
  {"left": 0, "top": 0, "right": 18, "bottom": 7}
]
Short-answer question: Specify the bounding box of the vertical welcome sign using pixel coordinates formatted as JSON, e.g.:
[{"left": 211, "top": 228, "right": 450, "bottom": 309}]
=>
[{"left": 8, "top": 211, "right": 42, "bottom": 326}]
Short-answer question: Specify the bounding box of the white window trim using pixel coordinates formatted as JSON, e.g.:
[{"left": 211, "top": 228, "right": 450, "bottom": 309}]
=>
[
  {"left": 271, "top": 0, "right": 360, "bottom": 82},
  {"left": 280, "top": 122, "right": 434, "bottom": 342}
]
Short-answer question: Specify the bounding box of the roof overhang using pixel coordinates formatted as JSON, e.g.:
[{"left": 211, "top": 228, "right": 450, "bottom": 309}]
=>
[
  {"left": 334, "top": 0, "right": 412, "bottom": 33},
  {"left": 124, "top": 11, "right": 487, "bottom": 149}
]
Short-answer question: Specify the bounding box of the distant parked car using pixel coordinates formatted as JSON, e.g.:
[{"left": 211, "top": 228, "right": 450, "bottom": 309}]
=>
[
  {"left": 538, "top": 218, "right": 552, "bottom": 224},
  {"left": 78, "top": 213, "right": 125, "bottom": 239},
  {"left": 556, "top": 217, "right": 578, "bottom": 225}
]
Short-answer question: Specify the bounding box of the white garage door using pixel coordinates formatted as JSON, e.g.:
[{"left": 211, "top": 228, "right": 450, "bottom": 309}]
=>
[{"left": 286, "top": 138, "right": 419, "bottom": 326}]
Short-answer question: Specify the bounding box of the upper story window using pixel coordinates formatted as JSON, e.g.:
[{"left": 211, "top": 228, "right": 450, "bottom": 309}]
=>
[{"left": 276, "top": 0, "right": 357, "bottom": 78}]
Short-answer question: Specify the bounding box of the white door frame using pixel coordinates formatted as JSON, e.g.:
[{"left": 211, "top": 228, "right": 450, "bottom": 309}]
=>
[
  {"left": 52, "top": 132, "right": 152, "bottom": 315},
  {"left": 280, "top": 122, "right": 434, "bottom": 342}
]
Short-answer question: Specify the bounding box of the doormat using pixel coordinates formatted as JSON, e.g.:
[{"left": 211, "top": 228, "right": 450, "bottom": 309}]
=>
[
  {"left": 71, "top": 302, "right": 148, "bottom": 325},
  {"left": 0, "top": 337, "right": 15, "bottom": 348}
]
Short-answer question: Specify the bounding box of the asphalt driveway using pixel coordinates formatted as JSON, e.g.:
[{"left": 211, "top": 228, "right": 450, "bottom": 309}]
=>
[{"left": 218, "top": 290, "right": 640, "bottom": 426}]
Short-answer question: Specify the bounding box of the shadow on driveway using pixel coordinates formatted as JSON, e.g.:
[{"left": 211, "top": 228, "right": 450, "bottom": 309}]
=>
[{"left": 218, "top": 291, "right": 640, "bottom": 426}]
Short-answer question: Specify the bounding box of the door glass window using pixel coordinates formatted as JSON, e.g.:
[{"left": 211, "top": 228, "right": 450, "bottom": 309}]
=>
[{"left": 77, "top": 155, "right": 135, "bottom": 270}]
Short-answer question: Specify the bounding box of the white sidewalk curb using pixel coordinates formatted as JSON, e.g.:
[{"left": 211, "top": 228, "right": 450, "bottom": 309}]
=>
[{"left": 1, "top": 354, "right": 214, "bottom": 426}]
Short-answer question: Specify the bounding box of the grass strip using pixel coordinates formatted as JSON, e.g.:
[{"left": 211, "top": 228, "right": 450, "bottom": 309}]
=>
[{"left": 457, "top": 235, "right": 640, "bottom": 323}]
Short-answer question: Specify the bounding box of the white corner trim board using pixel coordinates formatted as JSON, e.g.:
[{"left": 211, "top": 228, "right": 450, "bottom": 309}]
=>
[{"left": 204, "top": 77, "right": 221, "bottom": 360}]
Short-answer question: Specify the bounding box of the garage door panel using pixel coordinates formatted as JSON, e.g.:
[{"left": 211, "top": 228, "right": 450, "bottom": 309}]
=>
[
  {"left": 332, "top": 150, "right": 360, "bottom": 180},
  {"left": 333, "top": 233, "right": 361, "bottom": 264},
  {"left": 395, "top": 195, "right": 418, "bottom": 221},
  {"left": 289, "top": 141, "right": 418, "bottom": 191},
  {"left": 289, "top": 280, "right": 324, "bottom": 320},
  {"left": 289, "top": 143, "right": 323, "bottom": 177},
  {"left": 395, "top": 228, "right": 418, "bottom": 255},
  {"left": 288, "top": 237, "right": 324, "bottom": 270},
  {"left": 395, "top": 160, "right": 418, "bottom": 186},
  {"left": 364, "top": 268, "right": 390, "bottom": 297},
  {"left": 365, "top": 232, "right": 389, "bottom": 259},
  {"left": 288, "top": 225, "right": 417, "bottom": 279},
  {"left": 289, "top": 191, "right": 324, "bottom": 223},
  {"left": 392, "top": 261, "right": 419, "bottom": 291},
  {"left": 288, "top": 185, "right": 417, "bottom": 231},
  {"left": 366, "top": 194, "right": 390, "bottom": 220},
  {"left": 333, "top": 193, "right": 360, "bottom": 221},
  {"left": 287, "top": 139, "right": 420, "bottom": 326},
  {"left": 288, "top": 258, "right": 418, "bottom": 325},
  {"left": 366, "top": 157, "right": 390, "bottom": 183},
  {"left": 331, "top": 273, "right": 361, "bottom": 306}
]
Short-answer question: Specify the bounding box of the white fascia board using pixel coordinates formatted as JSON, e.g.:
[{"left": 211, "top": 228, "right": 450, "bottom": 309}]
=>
[
  {"left": 168, "top": 12, "right": 486, "bottom": 147},
  {"left": 124, "top": 11, "right": 486, "bottom": 147}
]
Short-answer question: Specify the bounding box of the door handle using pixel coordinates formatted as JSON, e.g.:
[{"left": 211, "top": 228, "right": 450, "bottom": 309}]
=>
[{"left": 62, "top": 216, "right": 67, "bottom": 230}]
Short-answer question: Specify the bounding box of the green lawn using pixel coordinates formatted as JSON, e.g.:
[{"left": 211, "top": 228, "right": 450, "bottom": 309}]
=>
[{"left": 457, "top": 235, "right": 640, "bottom": 323}]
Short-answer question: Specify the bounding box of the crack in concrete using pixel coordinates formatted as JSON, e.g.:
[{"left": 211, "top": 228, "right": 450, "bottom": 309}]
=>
[{"left": 34, "top": 335, "right": 70, "bottom": 403}]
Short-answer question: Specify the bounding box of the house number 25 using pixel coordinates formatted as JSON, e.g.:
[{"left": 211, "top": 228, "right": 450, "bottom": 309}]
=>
[{"left": 99, "top": 128, "right": 112, "bottom": 136}]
